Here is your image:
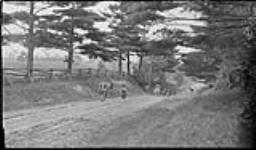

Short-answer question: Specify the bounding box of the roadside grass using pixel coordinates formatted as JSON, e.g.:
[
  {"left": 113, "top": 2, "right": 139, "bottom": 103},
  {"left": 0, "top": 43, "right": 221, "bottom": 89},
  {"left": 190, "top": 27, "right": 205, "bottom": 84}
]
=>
[
  {"left": 159, "top": 90, "right": 245, "bottom": 147},
  {"left": 3, "top": 80, "right": 96, "bottom": 112},
  {"left": 143, "top": 90, "right": 246, "bottom": 147},
  {"left": 3, "top": 77, "right": 144, "bottom": 112},
  {"left": 90, "top": 89, "right": 247, "bottom": 147}
]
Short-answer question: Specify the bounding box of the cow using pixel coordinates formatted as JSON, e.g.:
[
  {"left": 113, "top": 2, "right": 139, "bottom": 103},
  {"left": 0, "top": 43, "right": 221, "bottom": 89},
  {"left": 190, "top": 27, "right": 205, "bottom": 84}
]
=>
[
  {"left": 98, "top": 81, "right": 114, "bottom": 101},
  {"left": 153, "top": 84, "right": 161, "bottom": 95}
]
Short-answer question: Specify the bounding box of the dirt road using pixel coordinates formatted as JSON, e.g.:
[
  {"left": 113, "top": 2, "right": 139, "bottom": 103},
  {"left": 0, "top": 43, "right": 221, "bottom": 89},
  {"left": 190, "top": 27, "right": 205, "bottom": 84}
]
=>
[{"left": 4, "top": 94, "right": 193, "bottom": 148}]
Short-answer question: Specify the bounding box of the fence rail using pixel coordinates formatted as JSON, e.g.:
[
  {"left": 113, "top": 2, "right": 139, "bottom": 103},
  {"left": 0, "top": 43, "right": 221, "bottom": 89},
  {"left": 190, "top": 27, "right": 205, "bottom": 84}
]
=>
[{"left": 3, "top": 67, "right": 126, "bottom": 84}]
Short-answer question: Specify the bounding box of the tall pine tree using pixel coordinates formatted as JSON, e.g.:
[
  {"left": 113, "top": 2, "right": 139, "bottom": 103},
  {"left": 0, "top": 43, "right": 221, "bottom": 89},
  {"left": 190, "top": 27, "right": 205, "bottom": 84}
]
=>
[{"left": 36, "top": 2, "right": 104, "bottom": 75}]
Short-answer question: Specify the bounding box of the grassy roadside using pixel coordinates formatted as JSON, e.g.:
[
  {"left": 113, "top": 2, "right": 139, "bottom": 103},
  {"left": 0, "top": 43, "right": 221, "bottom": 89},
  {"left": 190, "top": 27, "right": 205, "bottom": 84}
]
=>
[
  {"left": 3, "top": 80, "right": 96, "bottom": 112},
  {"left": 89, "top": 89, "right": 247, "bottom": 147},
  {"left": 157, "top": 89, "right": 246, "bottom": 147},
  {"left": 3, "top": 78, "right": 144, "bottom": 112}
]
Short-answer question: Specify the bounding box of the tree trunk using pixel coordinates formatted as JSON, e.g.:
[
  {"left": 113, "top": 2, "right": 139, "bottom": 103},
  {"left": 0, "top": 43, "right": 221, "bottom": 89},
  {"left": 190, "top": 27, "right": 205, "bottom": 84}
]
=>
[
  {"left": 68, "top": 40, "right": 74, "bottom": 75},
  {"left": 139, "top": 53, "right": 143, "bottom": 72},
  {"left": 118, "top": 50, "right": 122, "bottom": 74},
  {"left": 68, "top": 2, "right": 75, "bottom": 75},
  {"left": 26, "top": 1, "right": 35, "bottom": 81},
  {"left": 148, "top": 55, "right": 153, "bottom": 88},
  {"left": 127, "top": 50, "right": 130, "bottom": 75}
]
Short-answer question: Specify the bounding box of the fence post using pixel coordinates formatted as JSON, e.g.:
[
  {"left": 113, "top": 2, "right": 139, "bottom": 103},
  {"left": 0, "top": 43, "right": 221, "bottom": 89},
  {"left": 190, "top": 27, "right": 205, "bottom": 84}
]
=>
[
  {"left": 96, "top": 69, "right": 100, "bottom": 78},
  {"left": 78, "top": 69, "right": 82, "bottom": 78},
  {"left": 111, "top": 71, "right": 115, "bottom": 79},
  {"left": 88, "top": 68, "right": 92, "bottom": 78},
  {"left": 105, "top": 70, "right": 108, "bottom": 78},
  {"left": 66, "top": 70, "right": 72, "bottom": 80},
  {"left": 122, "top": 72, "right": 126, "bottom": 80},
  {"left": 48, "top": 68, "right": 53, "bottom": 80}
]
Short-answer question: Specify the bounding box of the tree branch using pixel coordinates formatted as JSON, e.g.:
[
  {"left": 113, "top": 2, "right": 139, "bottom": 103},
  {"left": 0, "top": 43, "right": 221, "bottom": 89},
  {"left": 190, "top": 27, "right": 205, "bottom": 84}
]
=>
[
  {"left": 13, "top": 22, "right": 28, "bottom": 32},
  {"left": 209, "top": 24, "right": 248, "bottom": 30},
  {"left": 165, "top": 17, "right": 256, "bottom": 23},
  {"left": 34, "top": 4, "right": 55, "bottom": 14},
  {"left": 3, "top": 26, "right": 12, "bottom": 35}
]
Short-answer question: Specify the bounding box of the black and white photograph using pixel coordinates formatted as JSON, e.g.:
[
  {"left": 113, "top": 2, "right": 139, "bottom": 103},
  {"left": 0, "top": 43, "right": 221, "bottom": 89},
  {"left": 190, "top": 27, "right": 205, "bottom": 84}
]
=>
[{"left": 2, "top": 0, "right": 256, "bottom": 148}]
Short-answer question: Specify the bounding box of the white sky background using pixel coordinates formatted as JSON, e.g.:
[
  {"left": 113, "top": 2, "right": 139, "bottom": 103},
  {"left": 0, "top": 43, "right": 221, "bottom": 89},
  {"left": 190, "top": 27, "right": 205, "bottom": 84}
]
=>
[{"left": 2, "top": 1, "right": 206, "bottom": 62}]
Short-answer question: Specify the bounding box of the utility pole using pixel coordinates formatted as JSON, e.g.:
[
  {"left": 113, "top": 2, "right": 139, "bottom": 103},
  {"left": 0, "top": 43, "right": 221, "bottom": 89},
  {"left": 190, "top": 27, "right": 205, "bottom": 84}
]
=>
[{"left": 26, "top": 1, "right": 35, "bottom": 82}]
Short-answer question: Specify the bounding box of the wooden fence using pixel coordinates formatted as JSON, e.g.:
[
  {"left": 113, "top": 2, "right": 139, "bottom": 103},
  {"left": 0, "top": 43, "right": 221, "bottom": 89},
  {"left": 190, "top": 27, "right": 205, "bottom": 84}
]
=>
[{"left": 3, "top": 67, "right": 127, "bottom": 84}]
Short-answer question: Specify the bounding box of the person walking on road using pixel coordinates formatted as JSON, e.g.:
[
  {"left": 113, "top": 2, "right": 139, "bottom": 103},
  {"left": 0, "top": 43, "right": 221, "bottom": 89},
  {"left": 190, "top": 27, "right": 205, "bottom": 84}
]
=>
[
  {"left": 101, "top": 86, "right": 108, "bottom": 101},
  {"left": 121, "top": 83, "right": 127, "bottom": 100},
  {"left": 99, "top": 82, "right": 109, "bottom": 102}
]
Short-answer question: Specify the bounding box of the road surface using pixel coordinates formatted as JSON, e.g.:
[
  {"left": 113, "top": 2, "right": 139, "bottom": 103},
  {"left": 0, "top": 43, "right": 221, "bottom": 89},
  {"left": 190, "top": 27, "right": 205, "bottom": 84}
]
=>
[{"left": 4, "top": 94, "right": 194, "bottom": 147}]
